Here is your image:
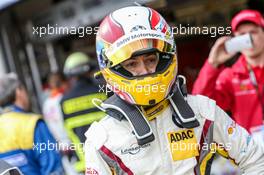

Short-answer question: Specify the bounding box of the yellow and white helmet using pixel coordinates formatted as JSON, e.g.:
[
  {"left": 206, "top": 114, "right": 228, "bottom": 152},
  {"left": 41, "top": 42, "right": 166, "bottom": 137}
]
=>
[{"left": 96, "top": 6, "right": 177, "bottom": 106}]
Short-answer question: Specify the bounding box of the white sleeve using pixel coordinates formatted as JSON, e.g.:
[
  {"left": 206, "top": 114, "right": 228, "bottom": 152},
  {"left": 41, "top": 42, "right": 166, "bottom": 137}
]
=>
[
  {"left": 84, "top": 122, "right": 112, "bottom": 175},
  {"left": 42, "top": 99, "right": 71, "bottom": 144},
  {"left": 211, "top": 101, "right": 264, "bottom": 174}
]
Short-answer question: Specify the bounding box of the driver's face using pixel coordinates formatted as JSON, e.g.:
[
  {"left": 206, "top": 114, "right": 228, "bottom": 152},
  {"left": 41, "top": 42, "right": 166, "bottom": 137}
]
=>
[{"left": 120, "top": 52, "right": 159, "bottom": 76}]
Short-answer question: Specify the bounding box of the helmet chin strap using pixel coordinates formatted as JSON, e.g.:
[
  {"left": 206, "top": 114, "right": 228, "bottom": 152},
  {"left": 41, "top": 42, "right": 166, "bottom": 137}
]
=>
[
  {"left": 100, "top": 95, "right": 155, "bottom": 146},
  {"left": 168, "top": 75, "right": 200, "bottom": 129},
  {"left": 96, "top": 75, "right": 199, "bottom": 146}
]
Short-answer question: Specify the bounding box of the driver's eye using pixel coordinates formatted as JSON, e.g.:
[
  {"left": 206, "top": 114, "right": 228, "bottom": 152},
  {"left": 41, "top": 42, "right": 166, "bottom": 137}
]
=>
[
  {"left": 120, "top": 52, "right": 159, "bottom": 76},
  {"left": 123, "top": 60, "right": 138, "bottom": 69},
  {"left": 145, "top": 56, "right": 158, "bottom": 64}
]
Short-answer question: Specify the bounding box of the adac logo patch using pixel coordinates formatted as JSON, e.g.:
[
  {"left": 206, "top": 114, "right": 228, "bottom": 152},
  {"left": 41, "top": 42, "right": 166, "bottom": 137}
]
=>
[{"left": 167, "top": 129, "right": 199, "bottom": 161}]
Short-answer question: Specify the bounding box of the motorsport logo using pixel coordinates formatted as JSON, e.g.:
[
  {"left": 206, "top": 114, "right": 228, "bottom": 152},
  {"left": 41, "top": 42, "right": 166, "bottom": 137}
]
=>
[
  {"left": 105, "top": 30, "right": 174, "bottom": 57},
  {"left": 86, "top": 168, "right": 99, "bottom": 175},
  {"left": 121, "top": 143, "right": 151, "bottom": 155},
  {"left": 167, "top": 129, "right": 199, "bottom": 161},
  {"left": 169, "top": 129, "right": 195, "bottom": 142}
]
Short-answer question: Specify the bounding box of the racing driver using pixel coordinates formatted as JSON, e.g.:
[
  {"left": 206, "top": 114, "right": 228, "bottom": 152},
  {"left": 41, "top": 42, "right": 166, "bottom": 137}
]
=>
[{"left": 84, "top": 6, "right": 264, "bottom": 175}]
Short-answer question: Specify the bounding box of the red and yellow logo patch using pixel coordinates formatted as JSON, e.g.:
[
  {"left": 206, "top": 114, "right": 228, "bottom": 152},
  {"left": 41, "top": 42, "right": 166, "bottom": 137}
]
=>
[{"left": 86, "top": 168, "right": 99, "bottom": 175}]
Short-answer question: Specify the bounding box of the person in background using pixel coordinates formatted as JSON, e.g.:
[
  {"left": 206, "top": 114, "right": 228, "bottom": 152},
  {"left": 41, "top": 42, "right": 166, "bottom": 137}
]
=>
[
  {"left": 60, "top": 52, "right": 107, "bottom": 173},
  {"left": 192, "top": 9, "right": 264, "bottom": 139},
  {"left": 42, "top": 72, "right": 78, "bottom": 175},
  {"left": 192, "top": 9, "right": 264, "bottom": 175},
  {"left": 43, "top": 72, "right": 70, "bottom": 146},
  {"left": 0, "top": 73, "right": 64, "bottom": 175}
]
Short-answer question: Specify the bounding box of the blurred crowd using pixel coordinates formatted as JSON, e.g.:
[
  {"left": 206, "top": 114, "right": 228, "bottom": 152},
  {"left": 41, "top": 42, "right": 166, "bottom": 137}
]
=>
[{"left": 0, "top": 52, "right": 107, "bottom": 175}]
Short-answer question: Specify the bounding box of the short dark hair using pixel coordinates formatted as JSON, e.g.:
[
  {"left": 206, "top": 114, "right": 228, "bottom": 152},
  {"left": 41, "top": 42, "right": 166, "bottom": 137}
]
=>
[{"left": 0, "top": 86, "right": 17, "bottom": 107}]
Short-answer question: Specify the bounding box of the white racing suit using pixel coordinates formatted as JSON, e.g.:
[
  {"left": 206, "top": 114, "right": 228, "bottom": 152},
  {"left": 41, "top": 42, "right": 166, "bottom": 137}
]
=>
[{"left": 84, "top": 95, "right": 264, "bottom": 175}]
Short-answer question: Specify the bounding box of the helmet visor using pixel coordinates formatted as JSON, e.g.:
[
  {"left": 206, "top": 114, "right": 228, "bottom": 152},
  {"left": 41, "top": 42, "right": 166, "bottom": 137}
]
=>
[
  {"left": 110, "top": 50, "right": 174, "bottom": 79},
  {"left": 105, "top": 37, "right": 175, "bottom": 68}
]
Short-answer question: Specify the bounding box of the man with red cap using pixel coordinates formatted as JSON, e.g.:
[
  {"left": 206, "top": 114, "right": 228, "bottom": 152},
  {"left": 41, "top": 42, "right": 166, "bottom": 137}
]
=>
[{"left": 193, "top": 10, "right": 264, "bottom": 139}]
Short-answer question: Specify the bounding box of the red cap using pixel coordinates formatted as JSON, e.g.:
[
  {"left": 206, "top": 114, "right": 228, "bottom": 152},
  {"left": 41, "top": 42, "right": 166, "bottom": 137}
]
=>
[{"left": 231, "top": 9, "right": 264, "bottom": 32}]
